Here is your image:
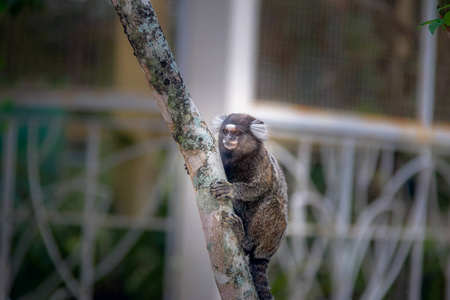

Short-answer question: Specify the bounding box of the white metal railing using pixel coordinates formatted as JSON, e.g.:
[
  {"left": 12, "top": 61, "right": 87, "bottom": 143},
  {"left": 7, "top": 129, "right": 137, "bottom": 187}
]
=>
[
  {"left": 0, "top": 94, "right": 179, "bottom": 300},
  {"left": 2, "top": 85, "right": 450, "bottom": 300},
  {"left": 270, "top": 133, "right": 450, "bottom": 300}
]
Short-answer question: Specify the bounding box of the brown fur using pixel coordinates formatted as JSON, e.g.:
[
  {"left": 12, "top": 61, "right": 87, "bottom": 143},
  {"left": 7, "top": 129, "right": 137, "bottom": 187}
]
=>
[{"left": 210, "top": 113, "right": 288, "bottom": 300}]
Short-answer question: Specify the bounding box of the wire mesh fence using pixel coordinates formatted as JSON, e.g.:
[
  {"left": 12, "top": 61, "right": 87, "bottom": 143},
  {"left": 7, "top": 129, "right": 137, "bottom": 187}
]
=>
[{"left": 256, "top": 0, "right": 450, "bottom": 123}]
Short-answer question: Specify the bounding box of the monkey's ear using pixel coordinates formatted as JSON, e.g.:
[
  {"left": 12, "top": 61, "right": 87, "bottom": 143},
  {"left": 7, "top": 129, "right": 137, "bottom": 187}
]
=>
[
  {"left": 250, "top": 119, "right": 269, "bottom": 141},
  {"left": 211, "top": 114, "right": 227, "bottom": 133}
]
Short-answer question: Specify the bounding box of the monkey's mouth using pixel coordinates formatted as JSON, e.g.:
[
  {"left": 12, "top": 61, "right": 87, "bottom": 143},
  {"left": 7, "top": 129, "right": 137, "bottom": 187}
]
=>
[{"left": 223, "top": 140, "right": 238, "bottom": 150}]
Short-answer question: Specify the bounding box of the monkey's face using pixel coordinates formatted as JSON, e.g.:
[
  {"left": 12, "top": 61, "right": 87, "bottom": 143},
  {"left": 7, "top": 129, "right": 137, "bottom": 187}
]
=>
[
  {"left": 221, "top": 124, "right": 241, "bottom": 150},
  {"left": 212, "top": 113, "right": 268, "bottom": 156}
]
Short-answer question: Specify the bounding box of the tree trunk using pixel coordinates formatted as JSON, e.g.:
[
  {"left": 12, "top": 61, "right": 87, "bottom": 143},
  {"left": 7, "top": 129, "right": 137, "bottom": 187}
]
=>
[{"left": 109, "top": 0, "right": 258, "bottom": 299}]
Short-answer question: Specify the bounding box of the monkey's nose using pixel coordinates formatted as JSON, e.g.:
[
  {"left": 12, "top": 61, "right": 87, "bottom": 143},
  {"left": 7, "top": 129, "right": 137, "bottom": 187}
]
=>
[{"left": 226, "top": 134, "right": 236, "bottom": 142}]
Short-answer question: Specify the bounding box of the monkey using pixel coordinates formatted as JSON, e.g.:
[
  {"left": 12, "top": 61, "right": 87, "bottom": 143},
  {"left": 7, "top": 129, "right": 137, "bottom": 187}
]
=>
[{"left": 209, "top": 113, "right": 288, "bottom": 300}]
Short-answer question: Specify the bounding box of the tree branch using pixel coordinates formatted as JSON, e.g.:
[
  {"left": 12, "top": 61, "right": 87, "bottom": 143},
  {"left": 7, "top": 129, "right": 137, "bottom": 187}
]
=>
[{"left": 109, "top": 0, "right": 258, "bottom": 298}]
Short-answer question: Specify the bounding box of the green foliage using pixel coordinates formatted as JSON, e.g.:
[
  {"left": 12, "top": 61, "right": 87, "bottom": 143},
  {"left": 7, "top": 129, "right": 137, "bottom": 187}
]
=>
[
  {"left": 0, "top": 0, "right": 45, "bottom": 16},
  {"left": 95, "top": 231, "right": 166, "bottom": 300},
  {"left": 417, "top": 4, "right": 450, "bottom": 34}
]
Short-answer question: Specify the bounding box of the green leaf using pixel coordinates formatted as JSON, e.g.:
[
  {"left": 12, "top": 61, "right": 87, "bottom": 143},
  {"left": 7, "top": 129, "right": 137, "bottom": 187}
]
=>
[
  {"left": 429, "top": 19, "right": 444, "bottom": 34},
  {"left": 438, "top": 4, "right": 450, "bottom": 12},
  {"left": 444, "top": 12, "right": 450, "bottom": 26},
  {"left": 417, "top": 19, "right": 441, "bottom": 30}
]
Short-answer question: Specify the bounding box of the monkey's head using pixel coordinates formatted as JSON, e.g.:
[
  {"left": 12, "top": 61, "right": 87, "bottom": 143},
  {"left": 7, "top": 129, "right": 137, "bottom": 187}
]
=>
[{"left": 211, "top": 113, "right": 268, "bottom": 155}]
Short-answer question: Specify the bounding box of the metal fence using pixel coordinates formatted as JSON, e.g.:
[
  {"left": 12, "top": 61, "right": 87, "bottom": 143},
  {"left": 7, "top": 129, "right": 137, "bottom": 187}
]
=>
[
  {"left": 271, "top": 134, "right": 450, "bottom": 300},
  {"left": 2, "top": 91, "right": 450, "bottom": 299},
  {"left": 0, "top": 92, "right": 179, "bottom": 300},
  {"left": 254, "top": 0, "right": 450, "bottom": 297}
]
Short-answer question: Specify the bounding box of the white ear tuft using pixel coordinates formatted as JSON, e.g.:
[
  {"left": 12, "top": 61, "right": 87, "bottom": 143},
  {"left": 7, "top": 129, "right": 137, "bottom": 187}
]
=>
[
  {"left": 250, "top": 119, "right": 269, "bottom": 141},
  {"left": 211, "top": 114, "right": 227, "bottom": 133}
]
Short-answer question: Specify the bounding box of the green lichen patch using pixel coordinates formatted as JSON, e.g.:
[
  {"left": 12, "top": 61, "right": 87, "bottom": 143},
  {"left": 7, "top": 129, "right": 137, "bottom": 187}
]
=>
[
  {"left": 116, "top": 1, "right": 216, "bottom": 155},
  {"left": 224, "top": 265, "right": 246, "bottom": 289},
  {"left": 196, "top": 189, "right": 220, "bottom": 214},
  {"left": 207, "top": 241, "right": 214, "bottom": 253},
  {"left": 243, "top": 290, "right": 256, "bottom": 299}
]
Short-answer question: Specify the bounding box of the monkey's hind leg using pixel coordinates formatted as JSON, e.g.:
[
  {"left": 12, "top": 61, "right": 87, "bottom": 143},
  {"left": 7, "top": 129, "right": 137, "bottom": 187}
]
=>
[
  {"left": 220, "top": 211, "right": 253, "bottom": 251},
  {"left": 249, "top": 198, "right": 287, "bottom": 260}
]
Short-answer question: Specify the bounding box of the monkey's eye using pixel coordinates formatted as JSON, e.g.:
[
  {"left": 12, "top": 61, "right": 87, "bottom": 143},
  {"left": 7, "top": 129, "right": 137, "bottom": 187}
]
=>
[
  {"left": 234, "top": 131, "right": 241, "bottom": 136},
  {"left": 222, "top": 129, "right": 229, "bottom": 134}
]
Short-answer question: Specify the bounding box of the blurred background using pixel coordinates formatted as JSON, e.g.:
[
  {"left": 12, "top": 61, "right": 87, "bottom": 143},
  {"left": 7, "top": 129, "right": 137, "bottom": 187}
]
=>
[{"left": 1, "top": 0, "right": 450, "bottom": 299}]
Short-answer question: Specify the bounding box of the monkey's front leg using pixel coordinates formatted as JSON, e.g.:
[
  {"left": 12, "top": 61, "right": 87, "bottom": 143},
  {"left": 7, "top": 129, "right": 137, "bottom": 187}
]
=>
[
  {"left": 210, "top": 180, "right": 234, "bottom": 201},
  {"left": 210, "top": 180, "right": 267, "bottom": 201}
]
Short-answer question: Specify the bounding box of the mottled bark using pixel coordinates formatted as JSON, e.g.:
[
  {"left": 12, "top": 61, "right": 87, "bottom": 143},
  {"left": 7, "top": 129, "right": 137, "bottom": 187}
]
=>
[{"left": 109, "top": 0, "right": 258, "bottom": 299}]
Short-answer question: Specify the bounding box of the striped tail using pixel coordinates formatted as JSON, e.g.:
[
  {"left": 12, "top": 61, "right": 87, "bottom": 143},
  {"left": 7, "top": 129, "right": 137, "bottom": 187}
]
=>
[{"left": 249, "top": 257, "right": 273, "bottom": 300}]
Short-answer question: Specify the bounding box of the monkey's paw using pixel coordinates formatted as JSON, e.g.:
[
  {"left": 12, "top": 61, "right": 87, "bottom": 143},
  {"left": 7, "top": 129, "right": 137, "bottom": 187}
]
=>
[
  {"left": 210, "top": 181, "right": 234, "bottom": 201},
  {"left": 184, "top": 163, "right": 189, "bottom": 175}
]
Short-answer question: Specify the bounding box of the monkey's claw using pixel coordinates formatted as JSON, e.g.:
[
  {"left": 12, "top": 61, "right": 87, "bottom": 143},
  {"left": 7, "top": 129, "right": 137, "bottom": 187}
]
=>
[
  {"left": 221, "top": 211, "right": 241, "bottom": 226},
  {"left": 184, "top": 163, "right": 190, "bottom": 175},
  {"left": 210, "top": 180, "right": 233, "bottom": 201}
]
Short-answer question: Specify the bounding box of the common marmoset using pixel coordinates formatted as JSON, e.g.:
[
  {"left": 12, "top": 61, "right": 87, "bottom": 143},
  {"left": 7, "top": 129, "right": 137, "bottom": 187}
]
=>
[{"left": 210, "top": 113, "right": 288, "bottom": 300}]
